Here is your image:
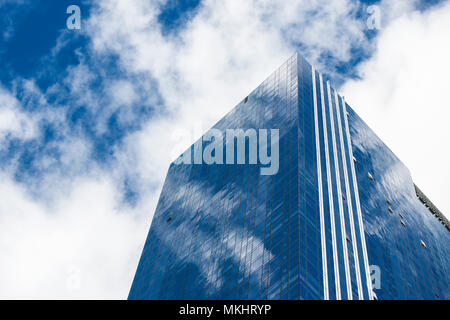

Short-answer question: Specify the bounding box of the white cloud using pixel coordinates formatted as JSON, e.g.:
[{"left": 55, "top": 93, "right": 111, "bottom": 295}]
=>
[
  {"left": 0, "top": 172, "right": 148, "bottom": 299},
  {"left": 0, "top": 86, "right": 36, "bottom": 144},
  {"left": 342, "top": 0, "right": 450, "bottom": 218},
  {"left": 109, "top": 80, "right": 138, "bottom": 107},
  {"left": 86, "top": 0, "right": 369, "bottom": 207}
]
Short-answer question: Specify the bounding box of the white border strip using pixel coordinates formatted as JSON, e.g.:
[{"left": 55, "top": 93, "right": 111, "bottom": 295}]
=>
[
  {"left": 335, "top": 90, "right": 364, "bottom": 299},
  {"left": 319, "top": 74, "right": 341, "bottom": 300},
  {"left": 341, "top": 97, "right": 374, "bottom": 300},
  {"left": 327, "top": 81, "right": 352, "bottom": 300},
  {"left": 312, "top": 67, "right": 329, "bottom": 300}
]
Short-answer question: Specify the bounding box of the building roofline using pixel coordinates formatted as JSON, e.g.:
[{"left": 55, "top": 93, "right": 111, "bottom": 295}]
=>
[{"left": 414, "top": 184, "right": 449, "bottom": 231}]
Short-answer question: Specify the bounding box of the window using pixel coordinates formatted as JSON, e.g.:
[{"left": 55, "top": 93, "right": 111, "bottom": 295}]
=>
[
  {"left": 385, "top": 199, "right": 391, "bottom": 206},
  {"left": 420, "top": 240, "right": 427, "bottom": 249},
  {"left": 388, "top": 207, "right": 393, "bottom": 214},
  {"left": 368, "top": 172, "right": 374, "bottom": 180},
  {"left": 400, "top": 219, "right": 406, "bottom": 227},
  {"left": 167, "top": 217, "right": 172, "bottom": 222},
  {"left": 352, "top": 157, "right": 356, "bottom": 163},
  {"left": 244, "top": 96, "right": 248, "bottom": 103}
]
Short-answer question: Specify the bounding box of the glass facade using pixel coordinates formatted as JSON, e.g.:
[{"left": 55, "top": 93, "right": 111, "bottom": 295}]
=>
[{"left": 128, "top": 53, "right": 449, "bottom": 300}]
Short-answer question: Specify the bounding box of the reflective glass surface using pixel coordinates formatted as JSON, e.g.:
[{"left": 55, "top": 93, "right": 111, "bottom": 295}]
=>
[
  {"left": 348, "top": 106, "right": 450, "bottom": 299},
  {"left": 128, "top": 53, "right": 449, "bottom": 300}
]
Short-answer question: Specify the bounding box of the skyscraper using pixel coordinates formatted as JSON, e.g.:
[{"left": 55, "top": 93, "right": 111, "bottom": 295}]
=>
[{"left": 128, "top": 53, "right": 449, "bottom": 300}]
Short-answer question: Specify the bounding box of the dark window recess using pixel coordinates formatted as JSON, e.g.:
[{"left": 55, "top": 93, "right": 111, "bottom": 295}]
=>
[
  {"left": 368, "top": 172, "right": 374, "bottom": 180},
  {"left": 167, "top": 217, "right": 172, "bottom": 222},
  {"left": 385, "top": 199, "right": 391, "bottom": 206},
  {"left": 388, "top": 207, "right": 393, "bottom": 214},
  {"left": 400, "top": 219, "right": 406, "bottom": 227},
  {"left": 398, "top": 213, "right": 403, "bottom": 219},
  {"left": 342, "top": 195, "right": 346, "bottom": 201},
  {"left": 244, "top": 96, "right": 248, "bottom": 103},
  {"left": 352, "top": 156, "right": 357, "bottom": 163},
  {"left": 346, "top": 236, "right": 351, "bottom": 243}
]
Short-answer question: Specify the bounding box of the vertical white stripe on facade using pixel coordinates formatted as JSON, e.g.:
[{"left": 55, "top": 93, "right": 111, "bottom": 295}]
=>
[
  {"left": 334, "top": 90, "right": 363, "bottom": 299},
  {"left": 319, "top": 74, "right": 341, "bottom": 300},
  {"left": 326, "top": 81, "right": 352, "bottom": 300},
  {"left": 341, "top": 97, "right": 374, "bottom": 300},
  {"left": 312, "top": 66, "right": 329, "bottom": 300}
]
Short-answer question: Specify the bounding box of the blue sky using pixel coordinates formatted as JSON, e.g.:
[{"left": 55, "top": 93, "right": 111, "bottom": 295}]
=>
[
  {"left": 0, "top": 0, "right": 373, "bottom": 203},
  {"left": 0, "top": 0, "right": 449, "bottom": 298},
  {"left": 0, "top": 0, "right": 380, "bottom": 186}
]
